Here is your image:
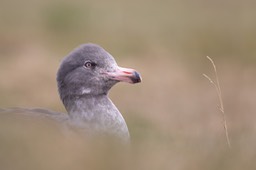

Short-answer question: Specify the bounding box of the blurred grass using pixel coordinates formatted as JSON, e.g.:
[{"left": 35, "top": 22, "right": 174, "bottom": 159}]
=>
[
  {"left": 0, "top": 0, "right": 256, "bottom": 169},
  {"left": 0, "top": 0, "right": 256, "bottom": 62}
]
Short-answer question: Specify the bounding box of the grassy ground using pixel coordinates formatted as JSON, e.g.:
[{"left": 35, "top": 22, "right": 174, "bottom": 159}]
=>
[{"left": 0, "top": 0, "right": 256, "bottom": 169}]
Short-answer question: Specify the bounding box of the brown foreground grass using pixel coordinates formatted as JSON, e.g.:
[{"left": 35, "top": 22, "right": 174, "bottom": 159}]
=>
[{"left": 203, "top": 56, "right": 231, "bottom": 148}]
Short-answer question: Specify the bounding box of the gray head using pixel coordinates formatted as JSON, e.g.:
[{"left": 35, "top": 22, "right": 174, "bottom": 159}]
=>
[{"left": 57, "top": 43, "right": 141, "bottom": 108}]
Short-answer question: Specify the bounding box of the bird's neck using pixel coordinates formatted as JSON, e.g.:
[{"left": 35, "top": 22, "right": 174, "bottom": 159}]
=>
[{"left": 64, "top": 94, "right": 130, "bottom": 140}]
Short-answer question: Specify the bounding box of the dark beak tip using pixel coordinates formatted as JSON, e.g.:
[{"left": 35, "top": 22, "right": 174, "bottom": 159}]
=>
[{"left": 132, "top": 71, "right": 142, "bottom": 84}]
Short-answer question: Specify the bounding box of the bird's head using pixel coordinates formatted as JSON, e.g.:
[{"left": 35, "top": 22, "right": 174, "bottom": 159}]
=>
[{"left": 57, "top": 43, "right": 142, "bottom": 103}]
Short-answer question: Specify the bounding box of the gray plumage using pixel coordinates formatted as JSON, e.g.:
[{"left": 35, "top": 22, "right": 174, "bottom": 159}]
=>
[{"left": 1, "top": 43, "right": 141, "bottom": 142}]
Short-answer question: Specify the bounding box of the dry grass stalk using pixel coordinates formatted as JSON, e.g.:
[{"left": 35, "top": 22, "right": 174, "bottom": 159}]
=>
[{"left": 203, "top": 56, "right": 231, "bottom": 148}]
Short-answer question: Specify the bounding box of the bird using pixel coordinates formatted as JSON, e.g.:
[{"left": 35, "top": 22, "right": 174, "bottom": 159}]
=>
[{"left": 0, "top": 43, "right": 141, "bottom": 142}]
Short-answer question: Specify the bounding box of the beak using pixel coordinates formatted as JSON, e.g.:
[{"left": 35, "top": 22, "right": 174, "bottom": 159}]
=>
[{"left": 107, "top": 66, "right": 142, "bottom": 84}]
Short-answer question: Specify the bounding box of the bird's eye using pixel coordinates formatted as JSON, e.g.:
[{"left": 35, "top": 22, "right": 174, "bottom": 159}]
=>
[{"left": 84, "top": 61, "right": 96, "bottom": 69}]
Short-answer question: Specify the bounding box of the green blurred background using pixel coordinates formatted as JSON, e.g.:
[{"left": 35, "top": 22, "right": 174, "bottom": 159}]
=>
[{"left": 0, "top": 0, "right": 256, "bottom": 169}]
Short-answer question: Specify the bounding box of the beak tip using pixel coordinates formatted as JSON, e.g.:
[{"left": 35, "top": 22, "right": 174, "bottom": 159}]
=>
[{"left": 131, "top": 71, "right": 142, "bottom": 84}]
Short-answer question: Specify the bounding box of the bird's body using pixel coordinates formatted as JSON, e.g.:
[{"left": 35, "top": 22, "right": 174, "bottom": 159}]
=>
[
  {"left": 0, "top": 43, "right": 141, "bottom": 142},
  {"left": 66, "top": 94, "right": 129, "bottom": 141}
]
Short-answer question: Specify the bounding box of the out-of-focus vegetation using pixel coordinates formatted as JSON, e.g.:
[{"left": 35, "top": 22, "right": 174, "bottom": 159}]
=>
[{"left": 0, "top": 0, "right": 256, "bottom": 170}]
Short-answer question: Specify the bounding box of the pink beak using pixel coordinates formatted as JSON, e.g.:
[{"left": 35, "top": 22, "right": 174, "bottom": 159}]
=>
[{"left": 107, "top": 66, "right": 142, "bottom": 84}]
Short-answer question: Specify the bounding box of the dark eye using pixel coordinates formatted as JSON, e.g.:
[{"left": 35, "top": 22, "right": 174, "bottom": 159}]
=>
[{"left": 84, "top": 61, "right": 96, "bottom": 69}]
